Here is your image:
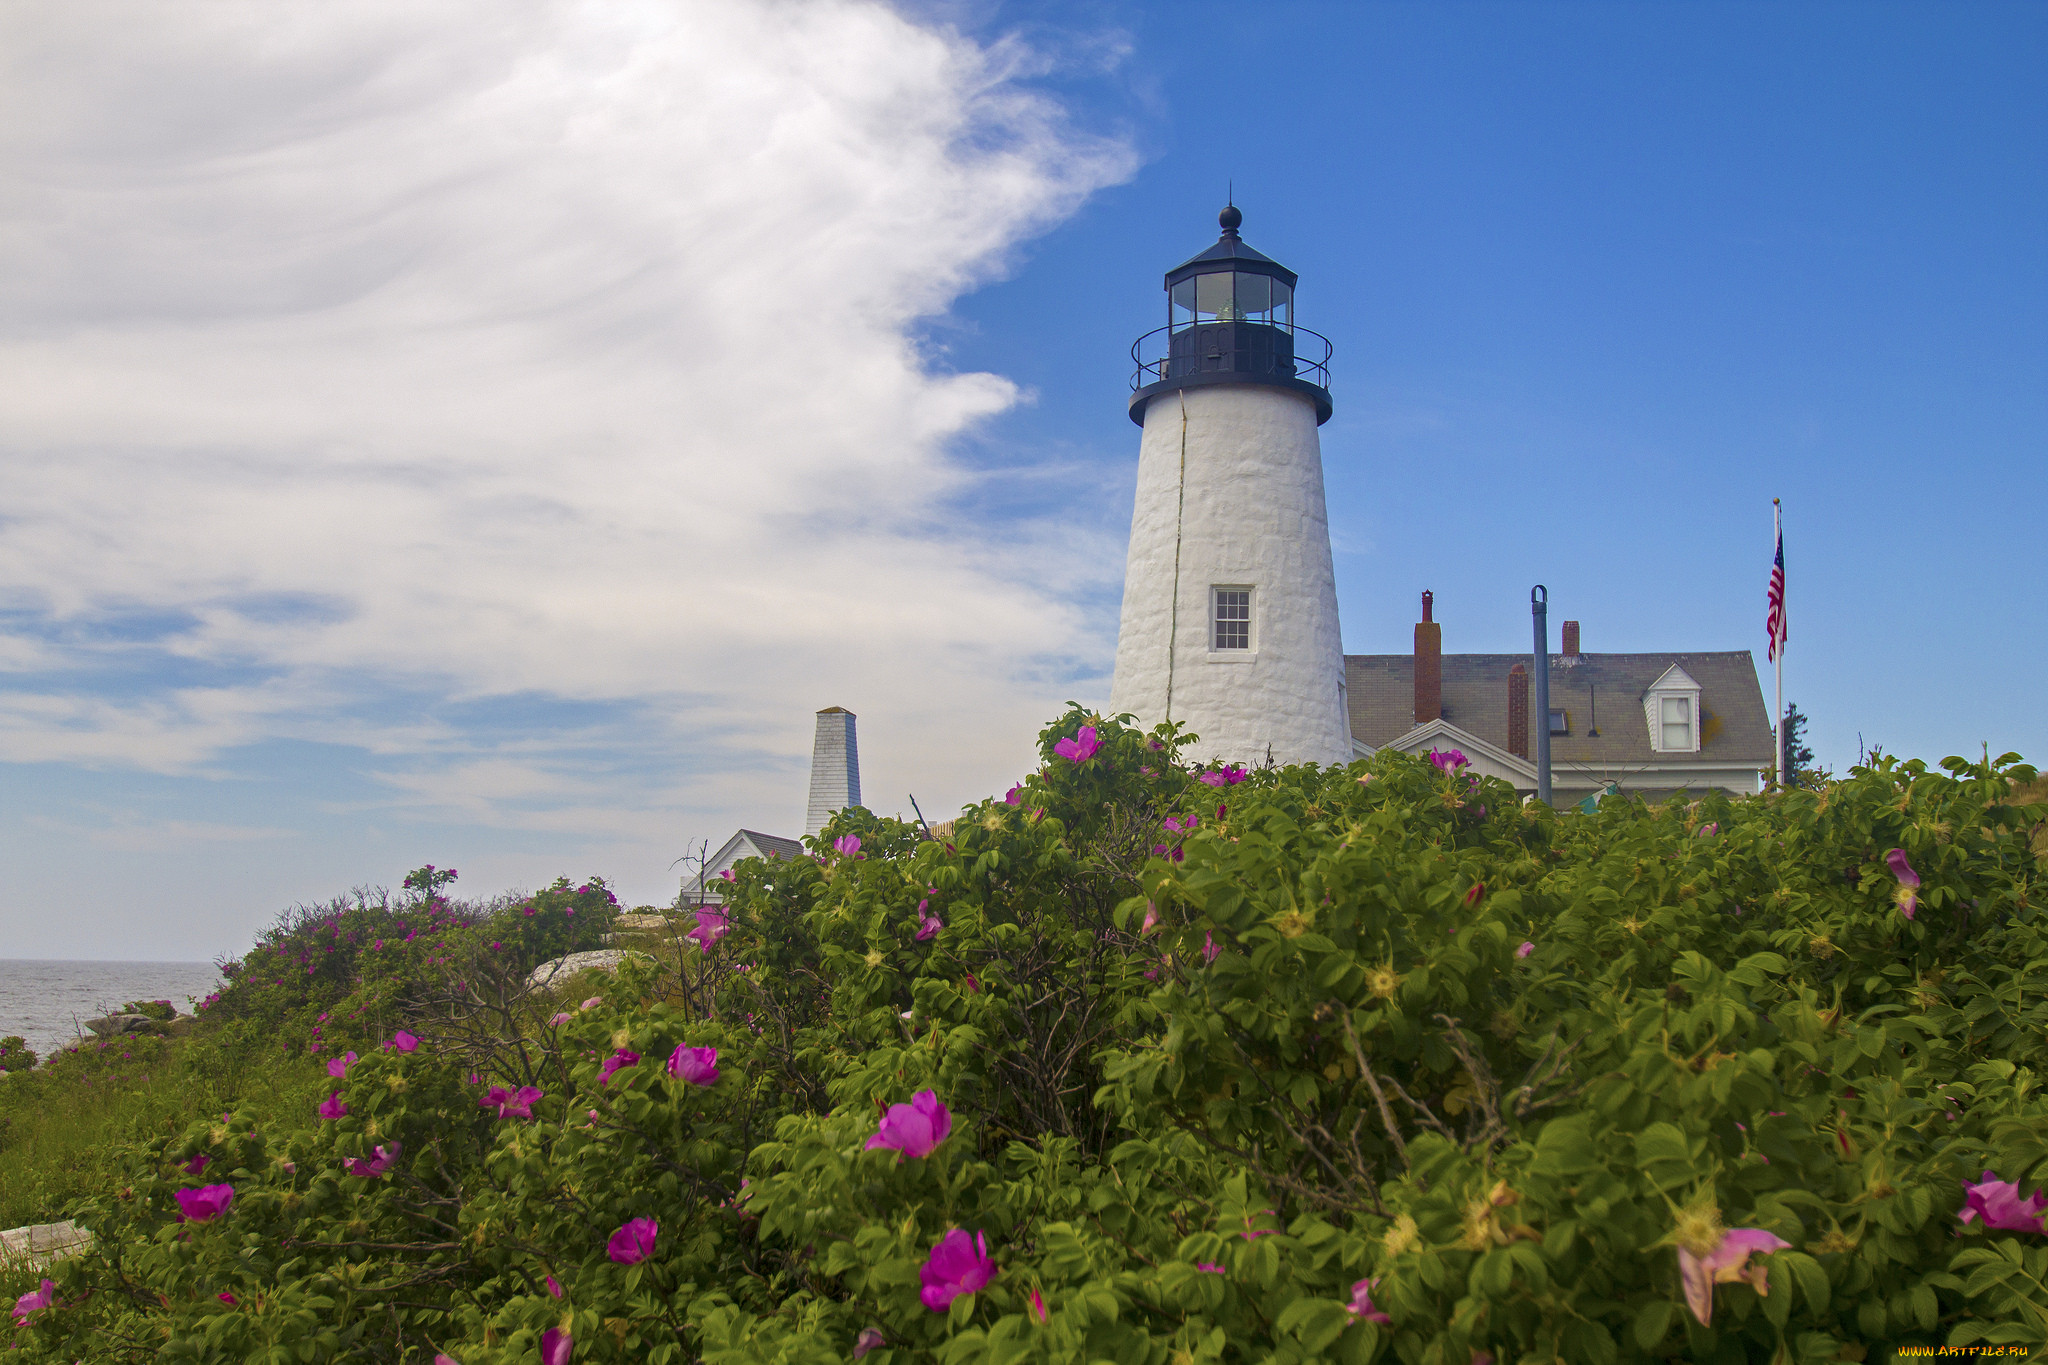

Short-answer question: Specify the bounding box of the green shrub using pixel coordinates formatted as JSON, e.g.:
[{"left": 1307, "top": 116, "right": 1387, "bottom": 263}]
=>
[{"left": 7, "top": 713, "right": 2046, "bottom": 1363}]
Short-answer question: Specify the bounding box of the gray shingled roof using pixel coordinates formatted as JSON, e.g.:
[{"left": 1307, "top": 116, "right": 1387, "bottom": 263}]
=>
[
  {"left": 1346, "top": 651, "right": 1774, "bottom": 770},
  {"left": 734, "top": 830, "right": 803, "bottom": 861}
]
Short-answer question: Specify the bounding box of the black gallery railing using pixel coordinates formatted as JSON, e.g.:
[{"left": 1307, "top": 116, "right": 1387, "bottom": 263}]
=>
[{"left": 1130, "top": 322, "right": 1332, "bottom": 393}]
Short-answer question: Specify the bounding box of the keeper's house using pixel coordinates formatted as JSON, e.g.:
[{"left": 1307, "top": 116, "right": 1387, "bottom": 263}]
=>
[{"left": 1347, "top": 595, "right": 1775, "bottom": 803}]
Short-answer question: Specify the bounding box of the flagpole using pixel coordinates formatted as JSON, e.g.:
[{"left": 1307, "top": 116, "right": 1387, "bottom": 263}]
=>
[{"left": 1773, "top": 498, "right": 1784, "bottom": 787}]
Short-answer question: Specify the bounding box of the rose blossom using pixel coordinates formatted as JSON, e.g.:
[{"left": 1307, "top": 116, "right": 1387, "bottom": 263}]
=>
[
  {"left": 866, "top": 1089, "right": 952, "bottom": 1159},
  {"left": 919, "top": 1229, "right": 996, "bottom": 1310}
]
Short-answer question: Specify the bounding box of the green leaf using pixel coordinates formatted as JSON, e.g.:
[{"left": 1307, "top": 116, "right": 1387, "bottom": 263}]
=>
[
  {"left": 1276, "top": 1297, "right": 1353, "bottom": 1353},
  {"left": 1779, "top": 1251, "right": 1829, "bottom": 1314},
  {"left": 1632, "top": 1299, "right": 1674, "bottom": 1349}
]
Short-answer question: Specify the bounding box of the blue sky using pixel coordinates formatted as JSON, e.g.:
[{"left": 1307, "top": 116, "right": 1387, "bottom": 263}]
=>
[
  {"left": 941, "top": 0, "right": 2046, "bottom": 753},
  {"left": 1, "top": 0, "right": 2041, "bottom": 960}
]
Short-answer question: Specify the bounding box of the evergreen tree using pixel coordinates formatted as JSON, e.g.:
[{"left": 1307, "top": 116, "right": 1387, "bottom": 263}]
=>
[{"left": 1783, "top": 701, "right": 1817, "bottom": 785}]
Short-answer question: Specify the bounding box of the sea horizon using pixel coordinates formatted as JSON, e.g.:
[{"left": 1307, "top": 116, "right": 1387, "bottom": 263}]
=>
[{"left": 0, "top": 959, "right": 226, "bottom": 1065}]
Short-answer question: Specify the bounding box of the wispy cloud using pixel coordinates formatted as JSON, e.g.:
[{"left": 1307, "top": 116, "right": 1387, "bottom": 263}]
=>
[{"left": 0, "top": 1, "right": 1136, "bottom": 859}]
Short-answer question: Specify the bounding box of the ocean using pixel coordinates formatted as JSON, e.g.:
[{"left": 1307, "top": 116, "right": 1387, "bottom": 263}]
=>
[{"left": 0, "top": 960, "right": 225, "bottom": 1065}]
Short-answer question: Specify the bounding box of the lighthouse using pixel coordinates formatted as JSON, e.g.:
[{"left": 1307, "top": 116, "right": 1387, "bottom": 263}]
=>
[{"left": 1108, "top": 205, "right": 1352, "bottom": 768}]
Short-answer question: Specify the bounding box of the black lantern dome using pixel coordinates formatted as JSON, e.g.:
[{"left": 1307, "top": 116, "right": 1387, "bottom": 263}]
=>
[{"left": 1129, "top": 205, "right": 1332, "bottom": 425}]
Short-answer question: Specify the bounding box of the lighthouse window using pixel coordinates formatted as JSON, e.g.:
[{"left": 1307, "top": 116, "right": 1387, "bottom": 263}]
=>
[
  {"left": 1234, "top": 273, "right": 1270, "bottom": 319},
  {"left": 1195, "top": 272, "right": 1234, "bottom": 320},
  {"left": 1213, "top": 588, "right": 1251, "bottom": 650}
]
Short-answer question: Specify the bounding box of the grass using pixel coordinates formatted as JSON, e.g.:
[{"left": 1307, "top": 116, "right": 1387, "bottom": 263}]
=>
[{"left": 0, "top": 1025, "right": 327, "bottom": 1235}]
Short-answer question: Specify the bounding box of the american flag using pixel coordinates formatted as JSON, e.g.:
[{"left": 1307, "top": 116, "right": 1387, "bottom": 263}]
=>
[{"left": 1766, "top": 526, "right": 1787, "bottom": 661}]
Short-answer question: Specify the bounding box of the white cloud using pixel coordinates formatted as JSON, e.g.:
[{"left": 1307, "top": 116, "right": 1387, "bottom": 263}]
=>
[{"left": 0, "top": 1, "right": 1135, "bottom": 861}]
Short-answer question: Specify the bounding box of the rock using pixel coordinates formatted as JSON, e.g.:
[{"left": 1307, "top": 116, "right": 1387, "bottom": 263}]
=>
[
  {"left": 526, "top": 949, "right": 650, "bottom": 991},
  {"left": 83, "top": 1013, "right": 155, "bottom": 1037},
  {"left": 612, "top": 913, "right": 669, "bottom": 932},
  {"left": 0, "top": 1220, "right": 94, "bottom": 1271}
]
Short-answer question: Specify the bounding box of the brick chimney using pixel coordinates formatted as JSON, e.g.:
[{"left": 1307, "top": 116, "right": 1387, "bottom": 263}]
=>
[
  {"left": 1413, "top": 591, "right": 1441, "bottom": 724},
  {"left": 1507, "top": 662, "right": 1529, "bottom": 758},
  {"left": 1561, "top": 620, "right": 1581, "bottom": 663}
]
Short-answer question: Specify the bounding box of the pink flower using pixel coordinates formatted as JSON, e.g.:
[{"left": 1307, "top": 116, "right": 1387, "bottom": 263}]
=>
[
  {"left": 327, "top": 1051, "right": 359, "bottom": 1078},
  {"left": 1428, "top": 749, "right": 1469, "bottom": 773},
  {"left": 1887, "top": 847, "right": 1921, "bottom": 919},
  {"left": 1028, "top": 1287, "right": 1048, "bottom": 1324},
  {"left": 1053, "top": 726, "right": 1100, "bottom": 764},
  {"left": 1678, "top": 1228, "right": 1791, "bottom": 1326},
  {"left": 175, "top": 1184, "right": 235, "bottom": 1222},
  {"left": 919, "top": 1229, "right": 996, "bottom": 1310},
  {"left": 388, "top": 1031, "right": 419, "bottom": 1053},
  {"left": 581, "top": 996, "right": 603, "bottom": 1011},
  {"left": 436, "top": 1357, "right": 461, "bottom": 1365},
  {"left": 915, "top": 908, "right": 943, "bottom": 941},
  {"left": 1696, "top": 822, "right": 1719, "bottom": 837},
  {"left": 343, "top": 1143, "right": 401, "bottom": 1178},
  {"left": 598, "top": 1049, "right": 640, "bottom": 1086},
  {"left": 541, "top": 1326, "right": 573, "bottom": 1365},
  {"left": 549, "top": 1011, "right": 571, "bottom": 1026},
  {"left": 1959, "top": 1171, "right": 2048, "bottom": 1233},
  {"left": 853, "top": 1328, "right": 887, "bottom": 1358},
  {"left": 868, "top": 1090, "right": 953, "bottom": 1159},
  {"left": 1195, "top": 1262, "right": 1224, "bottom": 1274},
  {"left": 11, "top": 1278, "right": 56, "bottom": 1324},
  {"left": 1201, "top": 931, "right": 1220, "bottom": 965},
  {"left": 1345, "top": 1276, "right": 1392, "bottom": 1324},
  {"left": 1140, "top": 902, "right": 1159, "bottom": 935},
  {"left": 1163, "top": 814, "right": 1199, "bottom": 834},
  {"left": 482, "top": 1085, "right": 544, "bottom": 1119},
  {"left": 546, "top": 1274, "right": 562, "bottom": 1298},
  {"left": 318, "top": 1091, "right": 350, "bottom": 1120},
  {"left": 1196, "top": 764, "right": 1249, "bottom": 788},
  {"left": 1004, "top": 785, "right": 1023, "bottom": 805},
  {"left": 182, "top": 1154, "right": 210, "bottom": 1175},
  {"left": 686, "top": 908, "right": 730, "bottom": 950},
  {"left": 217, "top": 1291, "right": 238, "bottom": 1305},
  {"left": 667, "top": 1045, "right": 720, "bottom": 1087},
  {"left": 606, "top": 1217, "right": 659, "bottom": 1265},
  {"left": 1516, "top": 941, "right": 1535, "bottom": 959}
]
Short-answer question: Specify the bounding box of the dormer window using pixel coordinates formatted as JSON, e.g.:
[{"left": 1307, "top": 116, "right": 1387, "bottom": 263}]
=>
[
  {"left": 1659, "top": 696, "right": 1693, "bottom": 750},
  {"left": 1643, "top": 664, "right": 1703, "bottom": 755}
]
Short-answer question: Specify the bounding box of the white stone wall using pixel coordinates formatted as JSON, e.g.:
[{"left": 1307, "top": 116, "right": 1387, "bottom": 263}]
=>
[
  {"left": 804, "top": 709, "right": 862, "bottom": 836},
  {"left": 1108, "top": 384, "right": 1351, "bottom": 767}
]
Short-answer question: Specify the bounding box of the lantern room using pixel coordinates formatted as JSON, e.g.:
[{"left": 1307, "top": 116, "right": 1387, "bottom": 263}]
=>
[{"left": 1130, "top": 205, "right": 1332, "bottom": 425}]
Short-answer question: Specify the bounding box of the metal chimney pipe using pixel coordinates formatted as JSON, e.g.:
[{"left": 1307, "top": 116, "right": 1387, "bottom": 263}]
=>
[{"left": 1531, "top": 586, "right": 1551, "bottom": 805}]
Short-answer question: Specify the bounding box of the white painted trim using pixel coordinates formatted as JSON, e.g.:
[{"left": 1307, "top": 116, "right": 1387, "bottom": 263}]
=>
[
  {"left": 1205, "top": 651, "right": 1260, "bottom": 664},
  {"left": 1646, "top": 663, "right": 1703, "bottom": 692},
  {"left": 1378, "top": 718, "right": 1539, "bottom": 786}
]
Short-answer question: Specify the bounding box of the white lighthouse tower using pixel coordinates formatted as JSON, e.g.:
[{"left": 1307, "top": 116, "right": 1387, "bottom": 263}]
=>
[{"left": 1108, "top": 205, "right": 1351, "bottom": 768}]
